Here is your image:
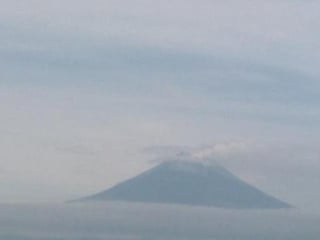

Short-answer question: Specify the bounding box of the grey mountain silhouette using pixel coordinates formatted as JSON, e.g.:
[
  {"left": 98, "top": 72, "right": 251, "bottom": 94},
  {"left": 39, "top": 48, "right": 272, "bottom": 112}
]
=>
[{"left": 79, "top": 161, "right": 291, "bottom": 209}]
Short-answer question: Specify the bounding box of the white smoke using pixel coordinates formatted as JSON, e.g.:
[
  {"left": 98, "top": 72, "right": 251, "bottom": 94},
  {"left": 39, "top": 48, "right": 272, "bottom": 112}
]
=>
[
  {"left": 144, "top": 141, "right": 252, "bottom": 165},
  {"left": 191, "top": 142, "right": 250, "bottom": 160}
]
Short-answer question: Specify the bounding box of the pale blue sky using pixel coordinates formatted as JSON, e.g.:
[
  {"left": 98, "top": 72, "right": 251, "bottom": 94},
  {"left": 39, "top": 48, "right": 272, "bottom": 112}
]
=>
[{"left": 0, "top": 0, "right": 320, "bottom": 209}]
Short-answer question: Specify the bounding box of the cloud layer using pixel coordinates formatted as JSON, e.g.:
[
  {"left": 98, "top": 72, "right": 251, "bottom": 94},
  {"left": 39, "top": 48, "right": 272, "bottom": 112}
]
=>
[{"left": 1, "top": 203, "right": 320, "bottom": 239}]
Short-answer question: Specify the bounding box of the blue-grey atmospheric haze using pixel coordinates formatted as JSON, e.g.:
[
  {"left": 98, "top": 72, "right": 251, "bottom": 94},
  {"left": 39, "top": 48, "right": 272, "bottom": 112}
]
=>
[{"left": 1, "top": 0, "right": 320, "bottom": 239}]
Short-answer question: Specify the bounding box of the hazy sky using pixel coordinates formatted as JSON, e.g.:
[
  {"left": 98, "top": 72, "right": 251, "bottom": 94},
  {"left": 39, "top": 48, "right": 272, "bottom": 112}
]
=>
[{"left": 1, "top": 0, "right": 320, "bottom": 208}]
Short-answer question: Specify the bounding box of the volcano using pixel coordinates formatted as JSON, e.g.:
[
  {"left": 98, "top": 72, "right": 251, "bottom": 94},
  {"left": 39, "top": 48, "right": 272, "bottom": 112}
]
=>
[{"left": 79, "top": 161, "right": 291, "bottom": 209}]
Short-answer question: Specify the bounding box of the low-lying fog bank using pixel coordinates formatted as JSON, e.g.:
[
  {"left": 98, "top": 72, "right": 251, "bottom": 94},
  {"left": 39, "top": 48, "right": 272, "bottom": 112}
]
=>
[{"left": 0, "top": 202, "right": 319, "bottom": 240}]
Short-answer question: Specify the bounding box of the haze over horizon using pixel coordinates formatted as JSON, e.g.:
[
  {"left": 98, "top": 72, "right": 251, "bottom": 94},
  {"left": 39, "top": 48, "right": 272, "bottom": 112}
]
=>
[{"left": 1, "top": 0, "right": 320, "bottom": 211}]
